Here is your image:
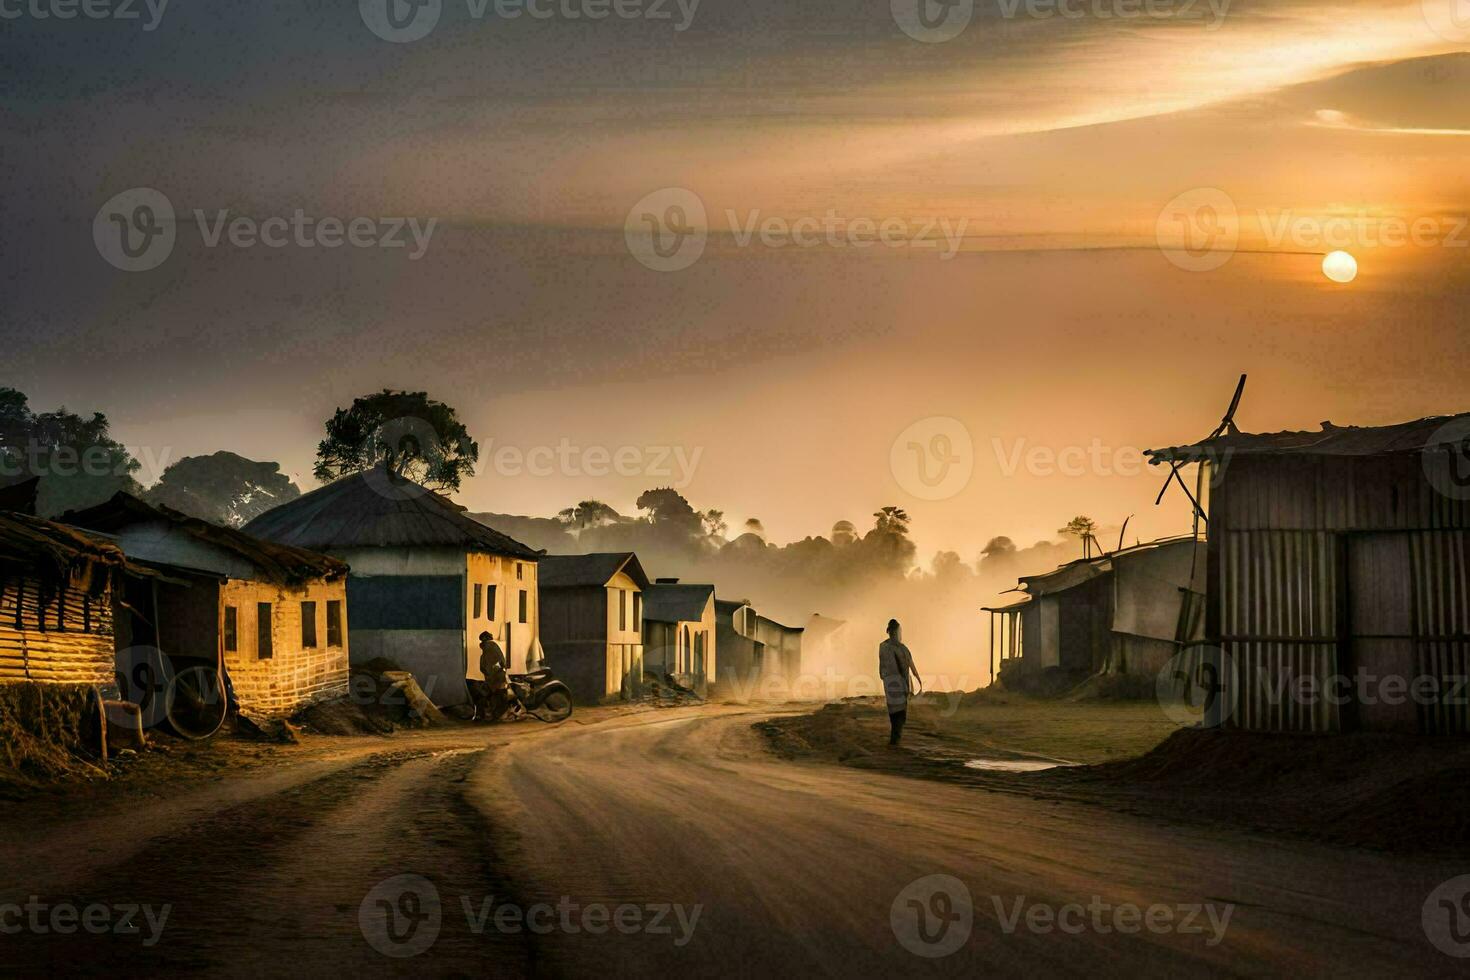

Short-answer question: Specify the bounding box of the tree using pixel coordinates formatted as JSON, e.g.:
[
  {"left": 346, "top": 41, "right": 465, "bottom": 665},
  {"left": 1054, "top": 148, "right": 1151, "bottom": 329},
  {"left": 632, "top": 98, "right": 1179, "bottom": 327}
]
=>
[
  {"left": 743, "top": 517, "right": 765, "bottom": 539},
  {"left": 557, "top": 500, "right": 622, "bottom": 531},
  {"left": 702, "top": 509, "right": 727, "bottom": 538},
  {"left": 1058, "top": 516, "right": 1100, "bottom": 558},
  {"left": 859, "top": 505, "right": 917, "bottom": 578},
  {"left": 145, "top": 451, "right": 301, "bottom": 527},
  {"left": 830, "top": 520, "right": 857, "bottom": 547},
  {"left": 314, "top": 389, "right": 477, "bottom": 491},
  {"left": 872, "top": 506, "right": 911, "bottom": 536},
  {"left": 0, "top": 388, "right": 141, "bottom": 517},
  {"left": 635, "top": 487, "right": 703, "bottom": 535},
  {"left": 931, "top": 550, "right": 971, "bottom": 582}
]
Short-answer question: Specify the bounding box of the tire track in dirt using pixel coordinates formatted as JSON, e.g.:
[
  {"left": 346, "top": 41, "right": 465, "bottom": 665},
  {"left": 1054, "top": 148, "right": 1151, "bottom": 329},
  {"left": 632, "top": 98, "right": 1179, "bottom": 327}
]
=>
[{"left": 0, "top": 746, "right": 530, "bottom": 976}]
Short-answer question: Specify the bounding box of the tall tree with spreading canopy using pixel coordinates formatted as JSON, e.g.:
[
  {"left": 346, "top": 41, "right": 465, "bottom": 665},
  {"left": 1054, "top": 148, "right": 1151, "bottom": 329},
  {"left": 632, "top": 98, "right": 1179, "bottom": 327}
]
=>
[
  {"left": 145, "top": 451, "right": 301, "bottom": 527},
  {"left": 314, "top": 389, "right": 478, "bottom": 492},
  {"left": 0, "top": 388, "right": 140, "bottom": 517}
]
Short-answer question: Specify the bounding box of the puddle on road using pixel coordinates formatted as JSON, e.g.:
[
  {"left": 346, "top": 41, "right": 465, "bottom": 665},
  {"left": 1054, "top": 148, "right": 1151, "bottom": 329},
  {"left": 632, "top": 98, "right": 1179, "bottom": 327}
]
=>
[{"left": 963, "top": 758, "right": 1065, "bottom": 772}]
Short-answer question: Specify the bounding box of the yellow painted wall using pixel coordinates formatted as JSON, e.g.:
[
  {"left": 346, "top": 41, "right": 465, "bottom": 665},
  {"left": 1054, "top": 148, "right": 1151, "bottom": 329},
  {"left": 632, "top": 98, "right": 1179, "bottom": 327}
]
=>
[
  {"left": 465, "top": 554, "right": 539, "bottom": 676},
  {"left": 221, "top": 578, "right": 349, "bottom": 718},
  {"left": 603, "top": 569, "right": 644, "bottom": 697}
]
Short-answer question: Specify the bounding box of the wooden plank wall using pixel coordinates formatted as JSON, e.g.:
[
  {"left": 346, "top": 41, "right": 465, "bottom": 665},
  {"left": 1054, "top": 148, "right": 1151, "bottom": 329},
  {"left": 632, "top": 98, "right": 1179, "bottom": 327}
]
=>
[{"left": 0, "top": 570, "right": 115, "bottom": 686}]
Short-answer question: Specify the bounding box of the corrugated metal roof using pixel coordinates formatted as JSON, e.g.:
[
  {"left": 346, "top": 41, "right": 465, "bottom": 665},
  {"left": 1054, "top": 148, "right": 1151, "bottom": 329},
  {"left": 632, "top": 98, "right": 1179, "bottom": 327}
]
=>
[
  {"left": 242, "top": 467, "right": 540, "bottom": 559},
  {"left": 1020, "top": 556, "right": 1112, "bottom": 596},
  {"left": 642, "top": 582, "right": 715, "bottom": 623},
  {"left": 65, "top": 493, "right": 348, "bottom": 586},
  {"left": 1147, "top": 413, "right": 1470, "bottom": 462},
  {"left": 538, "top": 553, "right": 649, "bottom": 590}
]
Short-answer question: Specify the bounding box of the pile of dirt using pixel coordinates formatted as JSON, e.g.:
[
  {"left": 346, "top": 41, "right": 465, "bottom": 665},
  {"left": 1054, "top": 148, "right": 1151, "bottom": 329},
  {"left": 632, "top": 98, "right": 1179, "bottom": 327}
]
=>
[
  {"left": 0, "top": 684, "right": 106, "bottom": 792},
  {"left": 755, "top": 702, "right": 877, "bottom": 763},
  {"left": 1057, "top": 728, "right": 1470, "bottom": 852},
  {"left": 1064, "top": 672, "right": 1155, "bottom": 702},
  {"left": 290, "top": 658, "right": 448, "bottom": 736}
]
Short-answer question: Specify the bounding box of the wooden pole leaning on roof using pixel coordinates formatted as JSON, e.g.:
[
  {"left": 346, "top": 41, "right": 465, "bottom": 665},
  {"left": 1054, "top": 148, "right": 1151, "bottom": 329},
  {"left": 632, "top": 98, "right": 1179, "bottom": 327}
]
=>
[{"left": 1152, "top": 373, "right": 1246, "bottom": 523}]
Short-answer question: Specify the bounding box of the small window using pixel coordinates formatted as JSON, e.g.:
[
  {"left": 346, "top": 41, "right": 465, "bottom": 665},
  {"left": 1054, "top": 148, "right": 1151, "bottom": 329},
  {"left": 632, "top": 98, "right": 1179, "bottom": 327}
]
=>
[
  {"left": 301, "top": 601, "right": 318, "bottom": 648},
  {"left": 486, "top": 584, "right": 497, "bottom": 620},
  {"left": 473, "top": 583, "right": 483, "bottom": 619},
  {"left": 516, "top": 563, "right": 524, "bottom": 581},
  {"left": 619, "top": 590, "right": 627, "bottom": 631},
  {"left": 224, "top": 606, "right": 238, "bottom": 652},
  {"left": 518, "top": 590, "right": 528, "bottom": 624},
  {"left": 257, "top": 602, "right": 274, "bottom": 660},
  {"left": 633, "top": 592, "right": 641, "bottom": 630},
  {"left": 326, "top": 600, "right": 343, "bottom": 647}
]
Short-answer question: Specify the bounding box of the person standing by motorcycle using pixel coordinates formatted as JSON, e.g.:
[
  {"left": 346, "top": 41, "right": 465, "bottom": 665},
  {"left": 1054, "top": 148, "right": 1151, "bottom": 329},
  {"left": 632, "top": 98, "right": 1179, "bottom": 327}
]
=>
[{"left": 476, "top": 630, "right": 513, "bottom": 722}]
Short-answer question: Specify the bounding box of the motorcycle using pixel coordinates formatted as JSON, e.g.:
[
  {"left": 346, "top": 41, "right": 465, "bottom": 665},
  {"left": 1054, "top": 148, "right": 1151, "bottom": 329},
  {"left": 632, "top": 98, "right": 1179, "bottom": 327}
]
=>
[{"left": 506, "top": 668, "right": 574, "bottom": 723}]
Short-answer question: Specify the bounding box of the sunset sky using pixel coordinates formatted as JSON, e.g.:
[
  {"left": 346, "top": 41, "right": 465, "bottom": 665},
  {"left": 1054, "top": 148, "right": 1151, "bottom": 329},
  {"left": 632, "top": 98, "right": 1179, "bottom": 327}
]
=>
[{"left": 4, "top": 0, "right": 1467, "bottom": 569}]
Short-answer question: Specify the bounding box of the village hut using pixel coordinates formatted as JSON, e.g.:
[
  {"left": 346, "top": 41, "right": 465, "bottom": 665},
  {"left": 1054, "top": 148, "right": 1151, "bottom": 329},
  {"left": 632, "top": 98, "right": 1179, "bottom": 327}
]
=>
[
  {"left": 65, "top": 493, "right": 350, "bottom": 721},
  {"left": 243, "top": 466, "right": 542, "bottom": 707},
  {"left": 985, "top": 536, "right": 1207, "bottom": 693},
  {"left": 713, "top": 599, "right": 757, "bottom": 694},
  {"left": 537, "top": 553, "right": 649, "bottom": 704},
  {"left": 642, "top": 579, "right": 716, "bottom": 694},
  {"left": 712, "top": 600, "right": 805, "bottom": 698},
  {"left": 0, "top": 511, "right": 128, "bottom": 689},
  {"left": 1148, "top": 413, "right": 1470, "bottom": 733}
]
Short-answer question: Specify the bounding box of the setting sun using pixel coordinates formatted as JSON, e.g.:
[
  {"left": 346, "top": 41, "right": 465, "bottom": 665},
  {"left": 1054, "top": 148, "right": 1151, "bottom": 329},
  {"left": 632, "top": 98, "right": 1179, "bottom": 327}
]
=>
[{"left": 1323, "top": 249, "right": 1359, "bottom": 283}]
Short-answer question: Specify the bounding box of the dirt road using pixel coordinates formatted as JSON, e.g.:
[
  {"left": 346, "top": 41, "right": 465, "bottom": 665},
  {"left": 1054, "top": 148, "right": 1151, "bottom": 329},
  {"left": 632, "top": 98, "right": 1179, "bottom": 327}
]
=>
[{"left": 0, "top": 705, "right": 1462, "bottom": 976}]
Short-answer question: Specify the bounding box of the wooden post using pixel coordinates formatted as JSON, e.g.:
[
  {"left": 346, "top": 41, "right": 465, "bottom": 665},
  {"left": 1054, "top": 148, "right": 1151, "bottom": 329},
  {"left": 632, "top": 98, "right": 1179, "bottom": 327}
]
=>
[{"left": 988, "top": 611, "right": 995, "bottom": 685}]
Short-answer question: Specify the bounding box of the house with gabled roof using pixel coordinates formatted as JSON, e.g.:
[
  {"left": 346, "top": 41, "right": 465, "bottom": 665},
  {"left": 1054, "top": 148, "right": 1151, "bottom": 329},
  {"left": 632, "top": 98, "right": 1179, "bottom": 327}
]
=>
[
  {"left": 1148, "top": 412, "right": 1470, "bottom": 733},
  {"left": 537, "top": 552, "right": 649, "bottom": 704},
  {"left": 243, "top": 466, "right": 543, "bottom": 707},
  {"left": 64, "top": 492, "right": 350, "bottom": 721},
  {"left": 642, "top": 578, "right": 716, "bottom": 694}
]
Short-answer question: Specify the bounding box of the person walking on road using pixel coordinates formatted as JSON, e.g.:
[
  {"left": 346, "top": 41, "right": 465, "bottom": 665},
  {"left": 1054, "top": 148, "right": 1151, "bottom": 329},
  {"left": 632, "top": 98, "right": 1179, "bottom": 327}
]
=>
[{"left": 878, "top": 618, "right": 922, "bottom": 747}]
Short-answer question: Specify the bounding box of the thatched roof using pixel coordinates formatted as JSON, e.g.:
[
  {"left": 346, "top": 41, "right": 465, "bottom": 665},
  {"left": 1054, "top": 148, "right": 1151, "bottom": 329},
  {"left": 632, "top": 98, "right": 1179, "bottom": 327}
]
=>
[
  {"left": 242, "top": 467, "right": 540, "bottom": 560},
  {"left": 65, "top": 493, "right": 348, "bottom": 586},
  {"left": 0, "top": 511, "right": 127, "bottom": 585},
  {"left": 538, "top": 553, "right": 650, "bottom": 590}
]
